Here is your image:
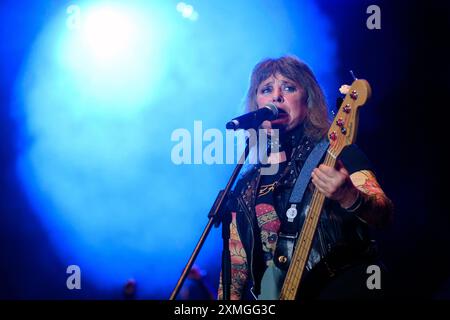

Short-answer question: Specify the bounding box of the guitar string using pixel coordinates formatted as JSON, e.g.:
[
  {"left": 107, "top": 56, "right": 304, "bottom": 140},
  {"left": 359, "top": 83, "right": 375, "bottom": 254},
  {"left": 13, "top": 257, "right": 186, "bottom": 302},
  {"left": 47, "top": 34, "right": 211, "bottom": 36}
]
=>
[
  {"left": 283, "top": 153, "right": 335, "bottom": 298},
  {"left": 293, "top": 153, "right": 335, "bottom": 282},
  {"left": 284, "top": 157, "right": 332, "bottom": 296},
  {"left": 281, "top": 148, "right": 337, "bottom": 298}
]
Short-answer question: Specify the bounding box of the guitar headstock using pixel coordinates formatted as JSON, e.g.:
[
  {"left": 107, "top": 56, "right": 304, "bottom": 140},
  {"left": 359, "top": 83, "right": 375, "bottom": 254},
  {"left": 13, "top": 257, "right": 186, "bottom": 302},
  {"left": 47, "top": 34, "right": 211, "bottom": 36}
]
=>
[{"left": 327, "top": 79, "right": 371, "bottom": 158}]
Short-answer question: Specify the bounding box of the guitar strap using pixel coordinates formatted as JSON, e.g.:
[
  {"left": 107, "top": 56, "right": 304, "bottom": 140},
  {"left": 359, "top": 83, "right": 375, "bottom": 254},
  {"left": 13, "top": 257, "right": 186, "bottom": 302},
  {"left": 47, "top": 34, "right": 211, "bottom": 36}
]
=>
[{"left": 274, "top": 138, "right": 329, "bottom": 270}]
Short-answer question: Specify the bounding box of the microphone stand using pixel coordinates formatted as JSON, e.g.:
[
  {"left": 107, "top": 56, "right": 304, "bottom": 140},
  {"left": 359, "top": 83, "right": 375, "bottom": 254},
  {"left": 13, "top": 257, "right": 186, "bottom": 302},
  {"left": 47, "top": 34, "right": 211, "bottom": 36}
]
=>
[{"left": 169, "top": 138, "right": 250, "bottom": 300}]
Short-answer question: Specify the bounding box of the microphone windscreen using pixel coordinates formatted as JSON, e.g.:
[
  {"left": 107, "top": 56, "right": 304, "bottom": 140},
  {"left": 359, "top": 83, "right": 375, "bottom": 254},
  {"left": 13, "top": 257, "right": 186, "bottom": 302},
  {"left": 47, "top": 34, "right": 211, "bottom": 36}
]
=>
[{"left": 264, "top": 103, "right": 279, "bottom": 119}]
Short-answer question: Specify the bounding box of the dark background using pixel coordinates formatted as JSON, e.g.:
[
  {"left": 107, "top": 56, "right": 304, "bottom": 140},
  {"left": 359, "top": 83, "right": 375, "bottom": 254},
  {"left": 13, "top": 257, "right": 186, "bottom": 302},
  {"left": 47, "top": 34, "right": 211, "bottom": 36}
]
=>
[
  {"left": 1, "top": 0, "right": 449, "bottom": 299},
  {"left": 320, "top": 0, "right": 450, "bottom": 298}
]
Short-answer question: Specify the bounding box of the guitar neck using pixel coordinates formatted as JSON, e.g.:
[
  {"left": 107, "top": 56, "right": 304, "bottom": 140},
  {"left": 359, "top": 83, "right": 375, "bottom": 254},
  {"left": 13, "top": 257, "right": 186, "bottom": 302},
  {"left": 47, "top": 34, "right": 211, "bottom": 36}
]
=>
[{"left": 279, "top": 151, "right": 336, "bottom": 300}]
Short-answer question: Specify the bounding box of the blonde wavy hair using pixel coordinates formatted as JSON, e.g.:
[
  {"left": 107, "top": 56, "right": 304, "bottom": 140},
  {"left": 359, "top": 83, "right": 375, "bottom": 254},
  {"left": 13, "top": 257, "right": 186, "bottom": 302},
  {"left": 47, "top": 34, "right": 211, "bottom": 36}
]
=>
[{"left": 245, "top": 56, "right": 330, "bottom": 141}]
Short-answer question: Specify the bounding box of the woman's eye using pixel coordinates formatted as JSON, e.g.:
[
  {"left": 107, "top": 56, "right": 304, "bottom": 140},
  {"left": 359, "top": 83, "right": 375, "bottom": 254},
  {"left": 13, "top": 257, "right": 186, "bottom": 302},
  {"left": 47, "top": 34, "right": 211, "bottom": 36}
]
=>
[
  {"left": 261, "top": 87, "right": 272, "bottom": 94},
  {"left": 283, "top": 85, "right": 296, "bottom": 92}
]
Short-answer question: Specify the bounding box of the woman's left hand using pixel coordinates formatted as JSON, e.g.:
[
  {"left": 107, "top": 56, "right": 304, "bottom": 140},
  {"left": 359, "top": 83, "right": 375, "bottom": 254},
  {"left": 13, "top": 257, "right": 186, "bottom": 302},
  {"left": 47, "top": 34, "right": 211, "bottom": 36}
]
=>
[{"left": 311, "top": 160, "right": 359, "bottom": 209}]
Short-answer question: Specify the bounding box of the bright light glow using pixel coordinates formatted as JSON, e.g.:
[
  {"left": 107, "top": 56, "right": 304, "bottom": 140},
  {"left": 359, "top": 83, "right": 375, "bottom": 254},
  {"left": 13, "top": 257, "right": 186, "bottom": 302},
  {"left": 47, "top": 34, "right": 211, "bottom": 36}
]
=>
[
  {"left": 82, "top": 6, "right": 140, "bottom": 63},
  {"left": 181, "top": 4, "right": 194, "bottom": 18},
  {"left": 58, "top": 3, "right": 166, "bottom": 113},
  {"left": 176, "top": 2, "right": 186, "bottom": 12},
  {"left": 189, "top": 11, "right": 199, "bottom": 21},
  {"left": 176, "top": 2, "right": 198, "bottom": 21}
]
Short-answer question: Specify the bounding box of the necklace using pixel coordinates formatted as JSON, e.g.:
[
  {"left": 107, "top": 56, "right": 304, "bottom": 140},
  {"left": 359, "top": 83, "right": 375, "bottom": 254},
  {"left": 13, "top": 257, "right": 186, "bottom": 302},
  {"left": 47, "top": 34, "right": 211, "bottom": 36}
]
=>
[{"left": 257, "top": 160, "right": 290, "bottom": 197}]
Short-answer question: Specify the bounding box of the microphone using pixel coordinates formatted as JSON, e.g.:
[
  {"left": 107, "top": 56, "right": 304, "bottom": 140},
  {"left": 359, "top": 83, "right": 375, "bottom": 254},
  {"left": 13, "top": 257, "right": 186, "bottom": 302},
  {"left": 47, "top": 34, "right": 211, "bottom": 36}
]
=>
[{"left": 226, "top": 103, "right": 279, "bottom": 130}]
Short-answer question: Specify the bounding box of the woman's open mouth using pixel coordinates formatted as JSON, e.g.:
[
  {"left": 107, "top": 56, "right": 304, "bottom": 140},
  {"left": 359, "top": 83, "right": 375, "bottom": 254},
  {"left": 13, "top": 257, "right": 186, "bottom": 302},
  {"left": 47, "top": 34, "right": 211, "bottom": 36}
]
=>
[{"left": 271, "top": 109, "right": 289, "bottom": 125}]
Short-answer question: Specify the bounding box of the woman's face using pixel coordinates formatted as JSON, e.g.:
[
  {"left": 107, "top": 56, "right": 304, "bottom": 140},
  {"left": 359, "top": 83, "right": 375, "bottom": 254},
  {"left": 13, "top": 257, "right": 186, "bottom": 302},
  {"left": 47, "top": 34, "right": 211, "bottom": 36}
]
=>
[{"left": 256, "top": 73, "right": 307, "bottom": 132}]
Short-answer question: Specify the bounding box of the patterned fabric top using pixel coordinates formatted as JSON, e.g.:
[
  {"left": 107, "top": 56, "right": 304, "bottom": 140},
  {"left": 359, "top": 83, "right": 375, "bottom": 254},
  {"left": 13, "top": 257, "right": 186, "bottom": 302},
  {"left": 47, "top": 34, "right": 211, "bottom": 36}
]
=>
[
  {"left": 255, "top": 161, "right": 288, "bottom": 266},
  {"left": 255, "top": 203, "right": 280, "bottom": 266}
]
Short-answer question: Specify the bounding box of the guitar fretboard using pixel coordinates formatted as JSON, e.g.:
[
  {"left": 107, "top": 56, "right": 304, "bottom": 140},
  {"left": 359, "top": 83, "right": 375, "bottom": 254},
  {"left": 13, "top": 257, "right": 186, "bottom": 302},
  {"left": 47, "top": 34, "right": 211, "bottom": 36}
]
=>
[{"left": 279, "top": 152, "right": 336, "bottom": 300}]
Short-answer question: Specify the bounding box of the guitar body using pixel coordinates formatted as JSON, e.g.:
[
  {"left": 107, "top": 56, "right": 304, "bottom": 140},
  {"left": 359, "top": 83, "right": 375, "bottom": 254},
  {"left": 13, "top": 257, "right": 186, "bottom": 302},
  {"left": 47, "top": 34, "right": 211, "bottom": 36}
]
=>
[{"left": 258, "top": 264, "right": 286, "bottom": 300}]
